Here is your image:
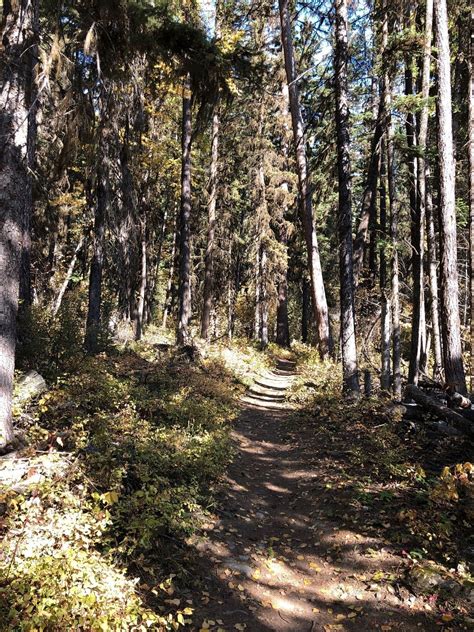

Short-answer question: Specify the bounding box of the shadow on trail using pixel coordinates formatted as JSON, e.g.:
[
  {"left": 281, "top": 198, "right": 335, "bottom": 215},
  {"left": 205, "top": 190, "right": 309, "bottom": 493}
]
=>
[{"left": 177, "top": 358, "right": 441, "bottom": 631}]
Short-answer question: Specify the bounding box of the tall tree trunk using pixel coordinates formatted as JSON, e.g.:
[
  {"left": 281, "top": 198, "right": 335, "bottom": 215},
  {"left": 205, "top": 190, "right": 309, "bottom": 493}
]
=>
[
  {"left": 118, "top": 134, "right": 136, "bottom": 322},
  {"left": 177, "top": 76, "right": 193, "bottom": 346},
  {"left": 279, "top": 0, "right": 332, "bottom": 358},
  {"left": 84, "top": 125, "right": 109, "bottom": 354},
  {"left": 135, "top": 219, "right": 147, "bottom": 341},
  {"left": 201, "top": 108, "right": 219, "bottom": 340},
  {"left": 259, "top": 242, "right": 269, "bottom": 347},
  {"left": 276, "top": 224, "right": 290, "bottom": 347},
  {"left": 0, "top": 0, "right": 39, "bottom": 447},
  {"left": 276, "top": 83, "right": 291, "bottom": 348},
  {"left": 334, "top": 0, "right": 360, "bottom": 395},
  {"left": 380, "top": 136, "right": 391, "bottom": 390},
  {"left": 426, "top": 167, "right": 443, "bottom": 378},
  {"left": 302, "top": 276, "right": 310, "bottom": 343},
  {"left": 469, "top": 7, "right": 474, "bottom": 392},
  {"left": 406, "top": 23, "right": 426, "bottom": 385},
  {"left": 387, "top": 84, "right": 402, "bottom": 399},
  {"left": 416, "top": 0, "right": 434, "bottom": 377},
  {"left": 162, "top": 212, "right": 179, "bottom": 330},
  {"left": 434, "top": 0, "right": 467, "bottom": 393},
  {"left": 353, "top": 88, "right": 385, "bottom": 286}
]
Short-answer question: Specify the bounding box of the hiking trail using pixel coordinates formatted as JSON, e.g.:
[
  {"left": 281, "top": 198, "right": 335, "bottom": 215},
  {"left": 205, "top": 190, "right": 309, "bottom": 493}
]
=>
[{"left": 187, "top": 358, "right": 435, "bottom": 631}]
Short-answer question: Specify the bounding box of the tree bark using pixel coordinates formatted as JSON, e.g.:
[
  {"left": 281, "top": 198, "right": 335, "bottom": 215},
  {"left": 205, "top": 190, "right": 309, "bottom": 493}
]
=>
[
  {"left": 276, "top": 224, "right": 291, "bottom": 347},
  {"left": 135, "top": 219, "right": 147, "bottom": 341},
  {"left": 302, "top": 276, "right": 310, "bottom": 343},
  {"left": 84, "top": 124, "right": 109, "bottom": 354},
  {"left": 201, "top": 108, "right": 219, "bottom": 340},
  {"left": 380, "top": 136, "right": 391, "bottom": 390},
  {"left": 426, "top": 169, "right": 443, "bottom": 379},
  {"left": 279, "top": 0, "right": 332, "bottom": 358},
  {"left": 334, "top": 0, "right": 360, "bottom": 396},
  {"left": 434, "top": 0, "right": 467, "bottom": 394},
  {"left": 469, "top": 6, "right": 474, "bottom": 392},
  {"left": 406, "top": 22, "right": 425, "bottom": 386},
  {"left": 386, "top": 80, "right": 402, "bottom": 399},
  {"left": 177, "top": 76, "right": 193, "bottom": 346},
  {"left": 0, "top": 0, "right": 39, "bottom": 447},
  {"left": 353, "top": 93, "right": 385, "bottom": 286}
]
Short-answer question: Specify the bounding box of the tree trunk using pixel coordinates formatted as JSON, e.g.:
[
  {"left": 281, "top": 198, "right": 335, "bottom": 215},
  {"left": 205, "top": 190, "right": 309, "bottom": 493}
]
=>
[
  {"left": 0, "top": 0, "right": 39, "bottom": 447},
  {"left": 425, "top": 168, "right": 443, "bottom": 379},
  {"left": 276, "top": 225, "right": 290, "bottom": 347},
  {"left": 52, "top": 235, "right": 84, "bottom": 317},
  {"left": 162, "top": 212, "right": 179, "bottom": 330},
  {"left": 380, "top": 136, "right": 391, "bottom": 390},
  {"left": 416, "top": 0, "right": 434, "bottom": 377},
  {"left": 434, "top": 0, "right": 467, "bottom": 394},
  {"left": 302, "top": 276, "right": 310, "bottom": 343},
  {"left": 353, "top": 92, "right": 385, "bottom": 286},
  {"left": 279, "top": 0, "right": 332, "bottom": 359},
  {"left": 118, "top": 134, "right": 137, "bottom": 322},
  {"left": 469, "top": 9, "right": 474, "bottom": 392},
  {"left": 201, "top": 108, "right": 219, "bottom": 340},
  {"left": 177, "top": 76, "right": 193, "bottom": 346},
  {"left": 406, "top": 29, "right": 426, "bottom": 386},
  {"left": 84, "top": 125, "right": 109, "bottom": 354},
  {"left": 135, "top": 219, "right": 147, "bottom": 341},
  {"left": 334, "top": 0, "right": 360, "bottom": 396},
  {"left": 259, "top": 242, "right": 269, "bottom": 347},
  {"left": 387, "top": 83, "right": 402, "bottom": 399}
]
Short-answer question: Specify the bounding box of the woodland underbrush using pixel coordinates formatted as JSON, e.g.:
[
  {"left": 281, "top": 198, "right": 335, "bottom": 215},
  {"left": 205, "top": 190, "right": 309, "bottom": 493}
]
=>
[
  {"left": 0, "top": 319, "right": 274, "bottom": 631},
  {"left": 289, "top": 345, "right": 474, "bottom": 624}
]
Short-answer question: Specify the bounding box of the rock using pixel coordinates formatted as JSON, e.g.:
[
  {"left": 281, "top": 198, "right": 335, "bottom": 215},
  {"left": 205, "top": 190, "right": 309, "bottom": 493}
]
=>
[
  {"left": 408, "top": 562, "right": 449, "bottom": 595},
  {"left": 15, "top": 371, "right": 47, "bottom": 405}
]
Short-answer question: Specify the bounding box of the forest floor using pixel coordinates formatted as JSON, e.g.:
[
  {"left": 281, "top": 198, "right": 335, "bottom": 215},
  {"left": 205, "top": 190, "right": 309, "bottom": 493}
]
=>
[
  {"left": 181, "top": 357, "right": 473, "bottom": 632},
  {"left": 1, "top": 338, "right": 473, "bottom": 631}
]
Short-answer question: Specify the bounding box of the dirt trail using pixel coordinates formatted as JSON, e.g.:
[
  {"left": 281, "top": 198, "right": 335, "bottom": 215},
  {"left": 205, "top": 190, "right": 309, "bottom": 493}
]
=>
[{"left": 189, "top": 359, "right": 436, "bottom": 631}]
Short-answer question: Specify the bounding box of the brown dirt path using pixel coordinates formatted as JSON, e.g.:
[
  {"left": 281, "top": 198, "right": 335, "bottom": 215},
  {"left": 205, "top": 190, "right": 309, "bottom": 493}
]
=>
[{"left": 187, "top": 359, "right": 437, "bottom": 631}]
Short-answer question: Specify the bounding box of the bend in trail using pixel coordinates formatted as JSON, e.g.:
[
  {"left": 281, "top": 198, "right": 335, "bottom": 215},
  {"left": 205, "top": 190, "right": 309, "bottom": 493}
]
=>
[{"left": 188, "top": 358, "right": 435, "bottom": 631}]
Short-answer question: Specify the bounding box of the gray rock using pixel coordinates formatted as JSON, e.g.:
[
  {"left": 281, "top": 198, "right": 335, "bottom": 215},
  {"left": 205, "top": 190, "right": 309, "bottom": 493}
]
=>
[{"left": 15, "top": 371, "right": 47, "bottom": 404}]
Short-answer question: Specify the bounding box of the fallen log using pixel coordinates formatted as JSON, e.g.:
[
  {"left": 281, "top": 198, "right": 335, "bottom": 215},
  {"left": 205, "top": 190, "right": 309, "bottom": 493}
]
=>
[{"left": 404, "top": 385, "right": 474, "bottom": 438}]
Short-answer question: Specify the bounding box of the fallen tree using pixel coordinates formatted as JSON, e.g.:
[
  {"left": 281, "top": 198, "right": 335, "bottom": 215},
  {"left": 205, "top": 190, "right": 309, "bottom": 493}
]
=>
[{"left": 404, "top": 384, "right": 474, "bottom": 437}]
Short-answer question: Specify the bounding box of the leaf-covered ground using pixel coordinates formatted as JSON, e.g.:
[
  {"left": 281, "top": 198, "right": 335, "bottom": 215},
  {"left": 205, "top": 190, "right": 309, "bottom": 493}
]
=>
[{"left": 0, "top": 338, "right": 473, "bottom": 631}]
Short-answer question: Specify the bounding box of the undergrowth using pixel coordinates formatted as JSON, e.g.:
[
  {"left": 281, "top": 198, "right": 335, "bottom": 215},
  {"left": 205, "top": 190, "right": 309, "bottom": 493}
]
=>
[
  {"left": 289, "top": 344, "right": 474, "bottom": 623},
  {"left": 0, "top": 330, "right": 269, "bottom": 631}
]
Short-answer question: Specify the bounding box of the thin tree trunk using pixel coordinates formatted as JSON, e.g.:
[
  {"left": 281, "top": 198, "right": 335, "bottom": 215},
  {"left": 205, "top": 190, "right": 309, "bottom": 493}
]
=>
[
  {"left": 434, "top": 0, "right": 467, "bottom": 393},
  {"left": 84, "top": 125, "right": 109, "bottom": 354},
  {"left": 334, "top": 0, "right": 360, "bottom": 395},
  {"left": 118, "top": 134, "right": 136, "bottom": 322},
  {"left": 276, "top": 225, "right": 290, "bottom": 347},
  {"left": 201, "top": 108, "right": 219, "bottom": 340},
  {"left": 380, "top": 136, "right": 391, "bottom": 390},
  {"left": 276, "top": 83, "right": 291, "bottom": 348},
  {"left": 177, "top": 75, "right": 193, "bottom": 346},
  {"left": 52, "top": 235, "right": 84, "bottom": 317},
  {"left": 135, "top": 219, "right": 147, "bottom": 341},
  {"left": 353, "top": 92, "right": 385, "bottom": 286},
  {"left": 162, "top": 212, "right": 179, "bottom": 330},
  {"left": 302, "top": 276, "right": 310, "bottom": 343},
  {"left": 469, "top": 8, "right": 474, "bottom": 392},
  {"left": 259, "top": 242, "right": 269, "bottom": 347},
  {"left": 426, "top": 170, "right": 443, "bottom": 378},
  {"left": 387, "top": 84, "right": 402, "bottom": 399},
  {"left": 406, "top": 30, "right": 425, "bottom": 385},
  {"left": 0, "top": 0, "right": 39, "bottom": 447},
  {"left": 279, "top": 0, "right": 332, "bottom": 358}
]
